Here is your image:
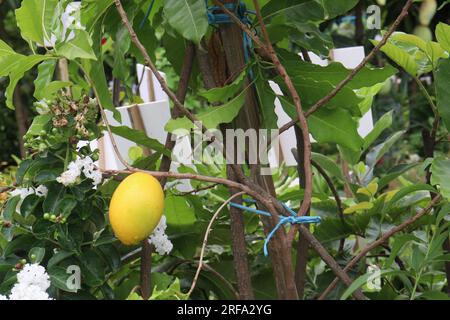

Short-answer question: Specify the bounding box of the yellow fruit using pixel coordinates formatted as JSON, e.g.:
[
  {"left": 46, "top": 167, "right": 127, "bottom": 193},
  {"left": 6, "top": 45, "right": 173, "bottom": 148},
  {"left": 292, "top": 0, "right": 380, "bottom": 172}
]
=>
[{"left": 109, "top": 172, "right": 164, "bottom": 245}]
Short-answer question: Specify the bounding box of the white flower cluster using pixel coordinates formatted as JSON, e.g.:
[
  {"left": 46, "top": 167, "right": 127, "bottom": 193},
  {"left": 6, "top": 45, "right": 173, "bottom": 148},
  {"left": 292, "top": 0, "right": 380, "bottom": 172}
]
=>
[
  {"left": 1, "top": 264, "right": 52, "bottom": 300},
  {"left": 10, "top": 185, "right": 48, "bottom": 199},
  {"left": 9, "top": 185, "right": 48, "bottom": 213},
  {"left": 57, "top": 156, "right": 102, "bottom": 187},
  {"left": 148, "top": 216, "right": 173, "bottom": 255}
]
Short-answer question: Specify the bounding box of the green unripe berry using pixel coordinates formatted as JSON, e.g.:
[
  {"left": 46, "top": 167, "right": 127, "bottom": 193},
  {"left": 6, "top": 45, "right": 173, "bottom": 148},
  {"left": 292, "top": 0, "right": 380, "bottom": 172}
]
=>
[
  {"left": 61, "top": 217, "right": 67, "bottom": 224},
  {"left": 40, "top": 130, "right": 47, "bottom": 136},
  {"left": 20, "top": 259, "right": 26, "bottom": 265},
  {"left": 43, "top": 213, "right": 50, "bottom": 220},
  {"left": 51, "top": 128, "right": 58, "bottom": 134},
  {"left": 50, "top": 214, "right": 57, "bottom": 222},
  {"left": 30, "top": 254, "right": 36, "bottom": 261}
]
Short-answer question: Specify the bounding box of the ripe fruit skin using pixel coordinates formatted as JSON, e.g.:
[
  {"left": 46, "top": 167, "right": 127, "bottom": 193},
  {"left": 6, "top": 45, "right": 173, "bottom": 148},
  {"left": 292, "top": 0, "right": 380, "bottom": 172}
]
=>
[{"left": 109, "top": 172, "right": 164, "bottom": 245}]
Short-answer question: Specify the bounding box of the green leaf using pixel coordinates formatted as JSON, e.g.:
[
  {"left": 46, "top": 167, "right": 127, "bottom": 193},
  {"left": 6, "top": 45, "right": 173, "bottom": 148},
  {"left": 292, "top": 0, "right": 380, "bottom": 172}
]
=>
[
  {"left": 2, "top": 196, "right": 20, "bottom": 221},
  {"left": 199, "top": 69, "right": 247, "bottom": 103},
  {"left": 372, "top": 39, "right": 418, "bottom": 76},
  {"left": 164, "top": 196, "right": 197, "bottom": 230},
  {"left": 255, "top": 74, "right": 278, "bottom": 130},
  {"left": 27, "top": 114, "right": 53, "bottom": 135},
  {"left": 109, "top": 126, "right": 169, "bottom": 156},
  {"left": 311, "top": 153, "right": 344, "bottom": 181},
  {"left": 48, "top": 251, "right": 75, "bottom": 269},
  {"left": 436, "top": 22, "right": 450, "bottom": 53},
  {"left": 340, "top": 269, "right": 399, "bottom": 300},
  {"left": 431, "top": 157, "right": 450, "bottom": 200},
  {"left": 112, "top": 26, "right": 131, "bottom": 80},
  {"left": 363, "top": 111, "right": 393, "bottom": 150},
  {"left": 48, "top": 266, "right": 78, "bottom": 292},
  {"left": 384, "top": 234, "right": 420, "bottom": 268},
  {"left": 15, "top": 0, "right": 61, "bottom": 44},
  {"left": 56, "top": 30, "right": 97, "bottom": 60},
  {"left": 365, "top": 131, "right": 405, "bottom": 169},
  {"left": 29, "top": 247, "right": 46, "bottom": 264},
  {"left": 0, "top": 39, "right": 15, "bottom": 56},
  {"left": 290, "top": 76, "right": 361, "bottom": 114},
  {"left": 262, "top": 0, "right": 324, "bottom": 23},
  {"left": 309, "top": 108, "right": 363, "bottom": 151},
  {"left": 278, "top": 49, "right": 397, "bottom": 89},
  {"left": 378, "top": 163, "right": 418, "bottom": 189},
  {"left": 317, "top": 0, "right": 358, "bottom": 19},
  {"left": 34, "top": 60, "right": 56, "bottom": 100},
  {"left": 165, "top": 86, "right": 247, "bottom": 132},
  {"left": 20, "top": 194, "right": 41, "bottom": 218},
  {"left": 43, "top": 184, "right": 66, "bottom": 214},
  {"left": 436, "top": 58, "right": 450, "bottom": 132},
  {"left": 278, "top": 95, "right": 363, "bottom": 151},
  {"left": 4, "top": 55, "right": 55, "bottom": 109},
  {"left": 386, "top": 184, "right": 435, "bottom": 209},
  {"left": 164, "top": 0, "right": 208, "bottom": 44}
]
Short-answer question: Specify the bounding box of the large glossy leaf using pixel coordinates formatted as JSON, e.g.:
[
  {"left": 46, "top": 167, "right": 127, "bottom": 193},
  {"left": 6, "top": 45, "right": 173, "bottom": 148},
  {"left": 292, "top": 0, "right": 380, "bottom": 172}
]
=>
[
  {"left": 372, "top": 40, "right": 418, "bottom": 76},
  {"left": 199, "top": 69, "right": 247, "bottom": 103},
  {"left": 309, "top": 108, "right": 363, "bottom": 151},
  {"left": 15, "top": 0, "right": 62, "bottom": 45},
  {"left": 164, "top": 196, "right": 197, "bottom": 231},
  {"left": 165, "top": 86, "right": 247, "bottom": 132},
  {"left": 109, "top": 126, "right": 169, "bottom": 156},
  {"left": 34, "top": 60, "right": 56, "bottom": 100},
  {"left": 81, "top": 0, "right": 114, "bottom": 32},
  {"left": 431, "top": 157, "right": 450, "bottom": 200},
  {"left": 278, "top": 49, "right": 398, "bottom": 89},
  {"left": 311, "top": 153, "right": 344, "bottom": 181},
  {"left": 365, "top": 131, "right": 405, "bottom": 169},
  {"left": 56, "top": 30, "right": 97, "bottom": 60},
  {"left": 316, "top": 0, "right": 358, "bottom": 19},
  {"left": 164, "top": 0, "right": 208, "bottom": 44},
  {"left": 363, "top": 111, "right": 393, "bottom": 150},
  {"left": 3, "top": 55, "right": 55, "bottom": 109},
  {"left": 278, "top": 96, "right": 363, "bottom": 151},
  {"left": 436, "top": 22, "right": 450, "bottom": 53},
  {"left": 436, "top": 58, "right": 450, "bottom": 132},
  {"left": 290, "top": 76, "right": 361, "bottom": 115},
  {"left": 262, "top": 0, "right": 324, "bottom": 22}
]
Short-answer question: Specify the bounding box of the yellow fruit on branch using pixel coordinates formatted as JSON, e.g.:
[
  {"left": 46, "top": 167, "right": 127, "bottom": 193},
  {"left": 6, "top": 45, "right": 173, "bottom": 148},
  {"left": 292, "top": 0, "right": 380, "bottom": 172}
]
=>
[{"left": 109, "top": 172, "right": 165, "bottom": 245}]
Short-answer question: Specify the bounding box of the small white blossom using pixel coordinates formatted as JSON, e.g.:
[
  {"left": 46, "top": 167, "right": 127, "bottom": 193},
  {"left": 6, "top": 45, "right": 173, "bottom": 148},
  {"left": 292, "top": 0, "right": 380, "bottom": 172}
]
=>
[
  {"left": 9, "top": 284, "right": 51, "bottom": 300},
  {"left": 34, "top": 100, "right": 50, "bottom": 115},
  {"left": 57, "top": 156, "right": 102, "bottom": 187},
  {"left": 3, "top": 264, "right": 52, "bottom": 300},
  {"left": 16, "top": 264, "right": 51, "bottom": 292},
  {"left": 35, "top": 185, "right": 48, "bottom": 198},
  {"left": 0, "top": 295, "right": 7, "bottom": 300},
  {"left": 10, "top": 187, "right": 34, "bottom": 200},
  {"left": 148, "top": 216, "right": 173, "bottom": 255}
]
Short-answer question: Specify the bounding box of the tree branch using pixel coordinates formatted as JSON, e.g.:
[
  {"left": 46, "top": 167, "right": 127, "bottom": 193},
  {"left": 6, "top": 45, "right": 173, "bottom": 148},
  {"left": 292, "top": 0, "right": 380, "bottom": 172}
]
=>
[
  {"left": 278, "top": 0, "right": 415, "bottom": 135},
  {"left": 319, "top": 195, "right": 441, "bottom": 300}
]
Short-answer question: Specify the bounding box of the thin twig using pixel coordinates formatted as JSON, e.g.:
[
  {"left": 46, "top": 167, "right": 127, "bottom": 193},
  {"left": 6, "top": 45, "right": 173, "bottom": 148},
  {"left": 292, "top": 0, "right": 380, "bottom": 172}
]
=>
[
  {"left": 312, "top": 159, "right": 346, "bottom": 253},
  {"left": 187, "top": 191, "right": 245, "bottom": 297},
  {"left": 318, "top": 195, "right": 441, "bottom": 300}
]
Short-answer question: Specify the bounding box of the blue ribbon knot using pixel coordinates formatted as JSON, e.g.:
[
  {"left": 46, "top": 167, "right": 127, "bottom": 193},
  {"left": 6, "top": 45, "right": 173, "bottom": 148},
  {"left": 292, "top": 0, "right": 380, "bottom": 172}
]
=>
[{"left": 230, "top": 199, "right": 321, "bottom": 257}]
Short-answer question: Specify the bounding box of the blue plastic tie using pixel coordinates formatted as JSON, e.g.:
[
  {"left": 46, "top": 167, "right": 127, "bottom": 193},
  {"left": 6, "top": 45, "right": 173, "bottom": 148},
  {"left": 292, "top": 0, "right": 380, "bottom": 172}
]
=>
[
  {"left": 206, "top": 1, "right": 255, "bottom": 77},
  {"left": 140, "top": 0, "right": 156, "bottom": 29},
  {"left": 229, "top": 199, "right": 321, "bottom": 257}
]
